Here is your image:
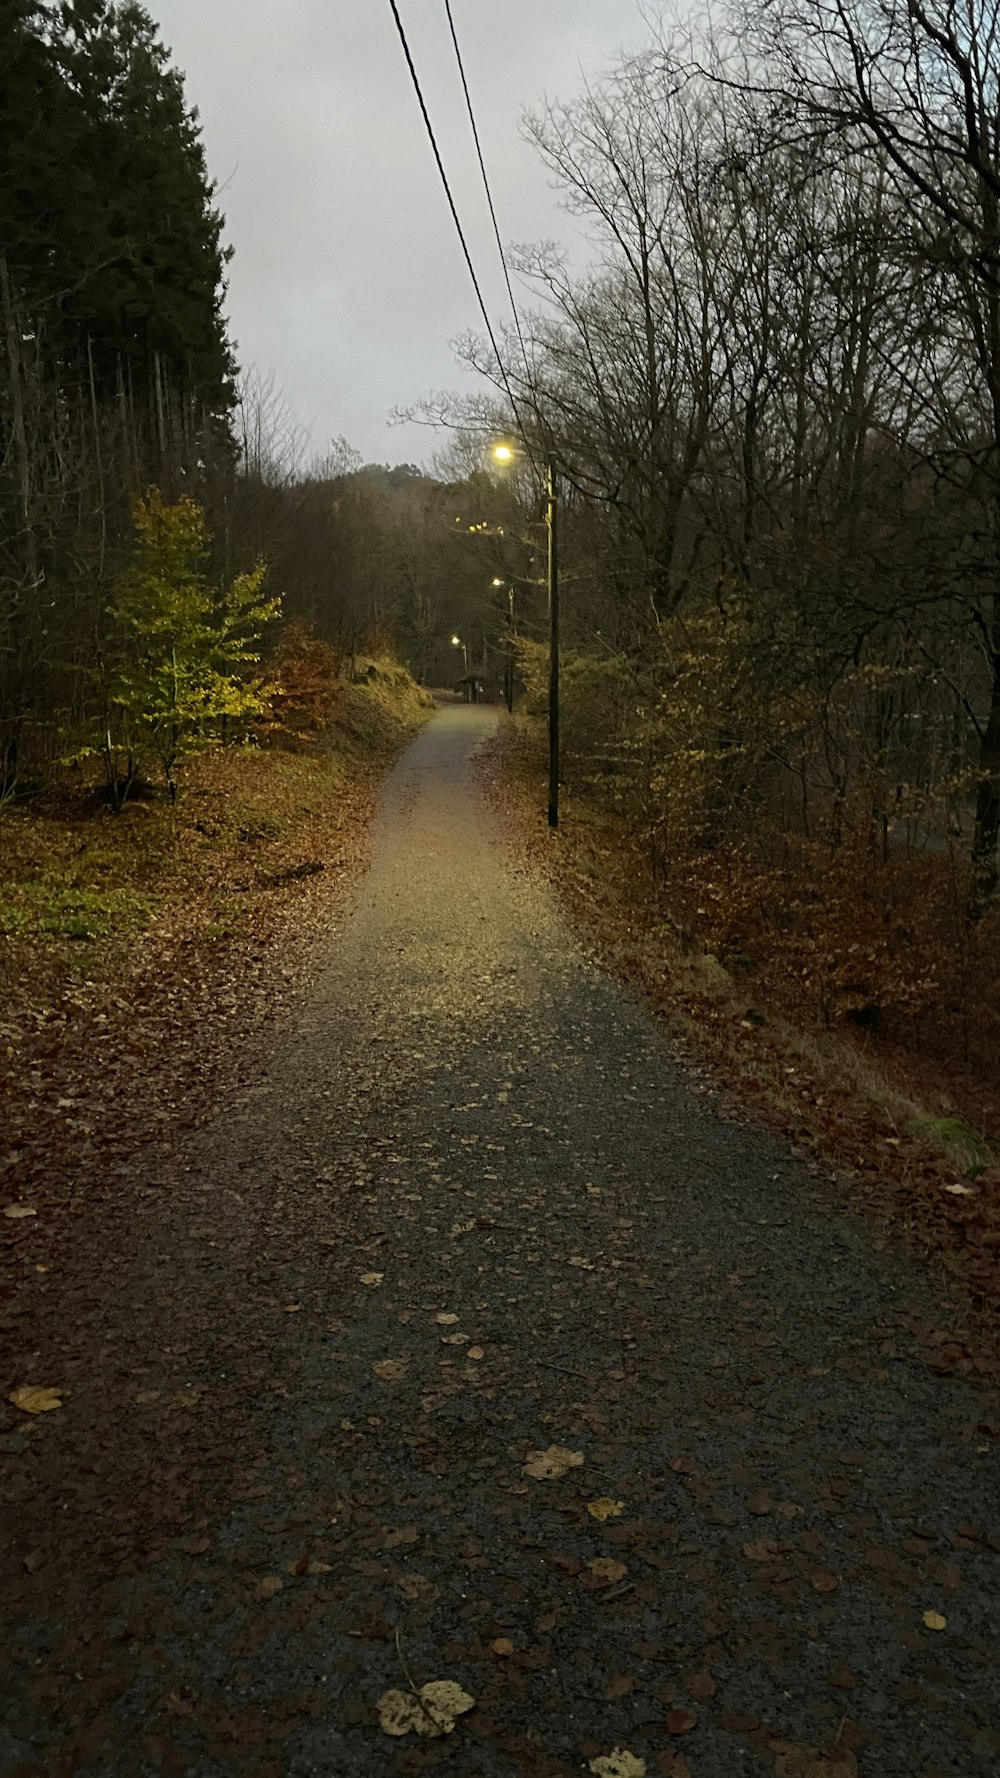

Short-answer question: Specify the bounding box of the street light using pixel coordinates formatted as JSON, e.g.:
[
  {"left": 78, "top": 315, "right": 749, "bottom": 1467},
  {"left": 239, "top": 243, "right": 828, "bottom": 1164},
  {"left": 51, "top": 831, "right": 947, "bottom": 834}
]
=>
[
  {"left": 493, "top": 577, "right": 515, "bottom": 714},
  {"left": 451, "top": 633, "right": 469, "bottom": 700},
  {"left": 492, "top": 440, "right": 559, "bottom": 828}
]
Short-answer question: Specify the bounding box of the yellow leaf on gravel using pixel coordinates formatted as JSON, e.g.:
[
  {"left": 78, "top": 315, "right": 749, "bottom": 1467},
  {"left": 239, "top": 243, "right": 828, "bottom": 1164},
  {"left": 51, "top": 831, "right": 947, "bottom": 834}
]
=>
[
  {"left": 923, "top": 1609, "right": 947, "bottom": 1630},
  {"left": 377, "top": 1680, "right": 476, "bottom": 1739},
  {"left": 491, "top": 1637, "right": 514, "bottom": 1656},
  {"left": 467, "top": 1346, "right": 485, "bottom": 1360},
  {"left": 8, "top": 1386, "right": 62, "bottom": 1414},
  {"left": 360, "top": 1273, "right": 384, "bottom": 1287},
  {"left": 588, "top": 1557, "right": 627, "bottom": 1583},
  {"left": 3, "top": 1205, "right": 37, "bottom": 1220},
  {"left": 588, "top": 1497, "right": 625, "bottom": 1521},
  {"left": 589, "top": 1750, "right": 647, "bottom": 1778},
  {"left": 372, "top": 1357, "right": 409, "bottom": 1383},
  {"left": 523, "top": 1445, "right": 584, "bottom": 1480},
  {"left": 436, "top": 1313, "right": 460, "bottom": 1325}
]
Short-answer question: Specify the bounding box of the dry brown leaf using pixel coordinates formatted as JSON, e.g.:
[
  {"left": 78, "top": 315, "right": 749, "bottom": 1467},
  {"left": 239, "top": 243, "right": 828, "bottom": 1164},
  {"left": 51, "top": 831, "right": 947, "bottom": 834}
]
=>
[
  {"left": 377, "top": 1680, "right": 476, "bottom": 1739},
  {"left": 441, "top": 1332, "right": 469, "bottom": 1346},
  {"left": 436, "top": 1313, "right": 459, "bottom": 1325},
  {"left": 743, "top": 1537, "right": 780, "bottom": 1562},
  {"left": 397, "top": 1573, "right": 437, "bottom": 1602},
  {"left": 810, "top": 1572, "right": 840, "bottom": 1594},
  {"left": 684, "top": 1671, "right": 717, "bottom": 1701},
  {"left": 8, "top": 1386, "right": 62, "bottom": 1415},
  {"left": 360, "top": 1273, "right": 384, "bottom": 1287},
  {"left": 589, "top": 1750, "right": 647, "bottom": 1778},
  {"left": 372, "top": 1357, "right": 409, "bottom": 1382},
  {"left": 3, "top": 1205, "right": 37, "bottom": 1220},
  {"left": 769, "top": 1740, "right": 858, "bottom": 1778},
  {"left": 588, "top": 1497, "right": 625, "bottom": 1521},
  {"left": 922, "top": 1609, "right": 947, "bottom": 1630},
  {"left": 254, "top": 1576, "right": 283, "bottom": 1599},
  {"left": 523, "top": 1444, "right": 584, "bottom": 1480},
  {"left": 491, "top": 1637, "right": 515, "bottom": 1656},
  {"left": 467, "top": 1346, "right": 485, "bottom": 1360},
  {"left": 666, "top": 1709, "right": 698, "bottom": 1735},
  {"left": 588, "top": 1557, "right": 627, "bottom": 1583}
]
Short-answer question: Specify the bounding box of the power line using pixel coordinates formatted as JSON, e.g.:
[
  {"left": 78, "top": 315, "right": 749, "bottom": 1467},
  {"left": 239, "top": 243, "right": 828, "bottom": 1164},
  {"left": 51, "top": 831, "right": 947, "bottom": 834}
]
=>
[
  {"left": 442, "top": 0, "right": 531, "bottom": 379},
  {"left": 384, "top": 0, "right": 529, "bottom": 444}
]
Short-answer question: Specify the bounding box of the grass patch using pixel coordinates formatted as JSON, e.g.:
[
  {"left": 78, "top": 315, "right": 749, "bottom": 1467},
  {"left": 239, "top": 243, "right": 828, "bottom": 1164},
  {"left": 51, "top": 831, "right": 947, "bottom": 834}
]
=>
[{"left": 0, "top": 879, "right": 156, "bottom": 940}]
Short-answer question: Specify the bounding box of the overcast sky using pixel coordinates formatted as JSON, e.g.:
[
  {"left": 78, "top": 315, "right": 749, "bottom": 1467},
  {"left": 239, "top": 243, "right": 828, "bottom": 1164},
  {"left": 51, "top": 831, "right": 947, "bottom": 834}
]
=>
[{"left": 150, "top": 0, "right": 654, "bottom": 467}]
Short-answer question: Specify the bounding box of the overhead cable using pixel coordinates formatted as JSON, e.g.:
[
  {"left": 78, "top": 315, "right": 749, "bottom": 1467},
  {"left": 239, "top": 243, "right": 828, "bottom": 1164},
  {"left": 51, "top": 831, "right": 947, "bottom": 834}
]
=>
[
  {"left": 384, "top": 0, "right": 534, "bottom": 455},
  {"left": 442, "top": 0, "right": 531, "bottom": 380}
]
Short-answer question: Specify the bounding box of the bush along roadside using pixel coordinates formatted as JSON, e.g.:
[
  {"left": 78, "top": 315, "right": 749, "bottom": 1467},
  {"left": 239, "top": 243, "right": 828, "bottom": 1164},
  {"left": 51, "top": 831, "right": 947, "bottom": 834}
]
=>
[
  {"left": 485, "top": 715, "right": 1000, "bottom": 1355},
  {"left": 0, "top": 648, "right": 434, "bottom": 1223}
]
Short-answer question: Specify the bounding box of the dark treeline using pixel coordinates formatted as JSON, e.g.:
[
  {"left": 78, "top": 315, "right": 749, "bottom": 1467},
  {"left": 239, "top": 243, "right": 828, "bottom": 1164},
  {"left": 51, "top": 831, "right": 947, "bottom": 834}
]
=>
[
  {"left": 0, "top": 2, "right": 518, "bottom": 806},
  {"left": 413, "top": 0, "right": 1000, "bottom": 1051}
]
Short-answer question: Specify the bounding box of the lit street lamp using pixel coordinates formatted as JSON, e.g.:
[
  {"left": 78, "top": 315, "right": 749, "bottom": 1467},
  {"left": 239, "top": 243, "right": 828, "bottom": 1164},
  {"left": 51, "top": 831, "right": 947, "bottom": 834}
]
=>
[
  {"left": 492, "top": 577, "right": 516, "bottom": 714},
  {"left": 451, "top": 633, "right": 469, "bottom": 700},
  {"left": 493, "top": 442, "right": 559, "bottom": 828}
]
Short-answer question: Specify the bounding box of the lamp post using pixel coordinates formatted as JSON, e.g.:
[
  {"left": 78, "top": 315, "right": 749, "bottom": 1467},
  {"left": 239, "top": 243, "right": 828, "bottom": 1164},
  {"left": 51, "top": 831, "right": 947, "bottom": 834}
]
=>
[
  {"left": 492, "top": 444, "right": 559, "bottom": 829},
  {"left": 451, "top": 633, "right": 469, "bottom": 700},
  {"left": 492, "top": 577, "right": 516, "bottom": 714}
]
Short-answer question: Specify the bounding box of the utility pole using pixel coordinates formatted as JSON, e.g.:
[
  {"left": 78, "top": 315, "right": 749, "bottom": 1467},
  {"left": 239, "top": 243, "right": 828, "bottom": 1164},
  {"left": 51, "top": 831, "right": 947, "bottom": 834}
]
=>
[
  {"left": 546, "top": 460, "right": 559, "bottom": 829},
  {"left": 506, "top": 585, "right": 515, "bottom": 714}
]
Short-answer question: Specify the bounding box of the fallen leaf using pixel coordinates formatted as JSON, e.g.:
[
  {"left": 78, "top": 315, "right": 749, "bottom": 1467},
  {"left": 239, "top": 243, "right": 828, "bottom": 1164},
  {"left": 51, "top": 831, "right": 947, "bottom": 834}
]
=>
[
  {"left": 588, "top": 1557, "right": 627, "bottom": 1583},
  {"left": 606, "top": 1673, "right": 636, "bottom": 1699},
  {"left": 656, "top": 1758, "right": 691, "bottom": 1778},
  {"left": 667, "top": 1456, "right": 695, "bottom": 1474},
  {"left": 287, "top": 1558, "right": 332, "bottom": 1575},
  {"left": 491, "top": 1637, "right": 515, "bottom": 1656},
  {"left": 467, "top": 1346, "right": 485, "bottom": 1360},
  {"left": 372, "top": 1357, "right": 409, "bottom": 1382},
  {"left": 284, "top": 1303, "right": 302, "bottom": 1313},
  {"left": 383, "top": 1526, "right": 419, "bottom": 1549},
  {"left": 377, "top": 1679, "right": 476, "bottom": 1739},
  {"left": 441, "top": 1332, "right": 469, "bottom": 1346},
  {"left": 769, "top": 1740, "right": 858, "bottom": 1777},
  {"left": 436, "top": 1313, "right": 459, "bottom": 1325},
  {"left": 8, "top": 1386, "right": 62, "bottom": 1415},
  {"left": 742, "top": 1537, "right": 780, "bottom": 1562},
  {"left": 589, "top": 1750, "right": 647, "bottom": 1778},
  {"left": 683, "top": 1671, "right": 717, "bottom": 1701},
  {"left": 588, "top": 1497, "right": 626, "bottom": 1521},
  {"left": 810, "top": 1572, "right": 840, "bottom": 1594},
  {"left": 523, "top": 1445, "right": 584, "bottom": 1480},
  {"left": 3, "top": 1205, "right": 37, "bottom": 1220},
  {"left": 254, "top": 1577, "right": 283, "bottom": 1599},
  {"left": 397, "top": 1573, "right": 437, "bottom": 1602},
  {"left": 569, "top": 1255, "right": 597, "bottom": 1270},
  {"left": 360, "top": 1273, "right": 384, "bottom": 1287},
  {"left": 666, "top": 1708, "right": 698, "bottom": 1735},
  {"left": 745, "top": 1490, "right": 774, "bottom": 1515},
  {"left": 922, "top": 1609, "right": 947, "bottom": 1630}
]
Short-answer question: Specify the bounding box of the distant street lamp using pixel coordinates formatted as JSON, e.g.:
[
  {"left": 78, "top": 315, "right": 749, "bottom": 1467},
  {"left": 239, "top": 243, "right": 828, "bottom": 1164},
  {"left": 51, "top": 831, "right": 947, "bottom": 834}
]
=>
[
  {"left": 451, "top": 633, "right": 469, "bottom": 700},
  {"left": 492, "top": 441, "right": 559, "bottom": 828},
  {"left": 493, "top": 577, "right": 515, "bottom": 714}
]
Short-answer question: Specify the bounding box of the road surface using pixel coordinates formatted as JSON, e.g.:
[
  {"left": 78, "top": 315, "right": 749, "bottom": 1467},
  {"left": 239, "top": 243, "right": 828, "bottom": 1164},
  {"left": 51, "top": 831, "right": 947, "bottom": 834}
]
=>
[{"left": 2, "top": 706, "right": 998, "bottom": 1777}]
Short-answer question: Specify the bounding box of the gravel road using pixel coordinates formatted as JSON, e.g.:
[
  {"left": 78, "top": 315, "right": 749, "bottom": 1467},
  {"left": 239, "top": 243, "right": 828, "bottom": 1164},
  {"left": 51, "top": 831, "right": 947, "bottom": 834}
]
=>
[{"left": 2, "top": 705, "right": 999, "bottom": 1778}]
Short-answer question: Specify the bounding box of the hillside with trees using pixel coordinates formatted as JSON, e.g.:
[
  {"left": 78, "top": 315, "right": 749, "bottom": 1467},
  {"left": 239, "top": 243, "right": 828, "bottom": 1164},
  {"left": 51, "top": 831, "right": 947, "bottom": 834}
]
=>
[{"left": 417, "top": 2, "right": 1000, "bottom": 1153}]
